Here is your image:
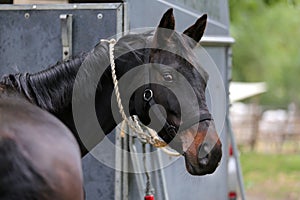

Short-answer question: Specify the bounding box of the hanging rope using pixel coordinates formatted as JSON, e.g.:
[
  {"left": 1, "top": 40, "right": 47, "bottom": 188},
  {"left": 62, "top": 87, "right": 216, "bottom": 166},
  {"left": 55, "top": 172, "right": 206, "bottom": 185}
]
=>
[{"left": 101, "top": 38, "right": 180, "bottom": 157}]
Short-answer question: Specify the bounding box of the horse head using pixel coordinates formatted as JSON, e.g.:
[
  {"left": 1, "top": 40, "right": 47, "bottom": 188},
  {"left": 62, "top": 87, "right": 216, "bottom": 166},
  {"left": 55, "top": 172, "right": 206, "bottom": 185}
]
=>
[{"left": 129, "top": 9, "right": 222, "bottom": 175}]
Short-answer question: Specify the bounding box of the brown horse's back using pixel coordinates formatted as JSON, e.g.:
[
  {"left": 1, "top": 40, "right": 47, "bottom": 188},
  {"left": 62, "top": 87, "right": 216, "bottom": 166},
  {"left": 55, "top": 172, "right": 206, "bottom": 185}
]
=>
[{"left": 0, "top": 95, "right": 84, "bottom": 200}]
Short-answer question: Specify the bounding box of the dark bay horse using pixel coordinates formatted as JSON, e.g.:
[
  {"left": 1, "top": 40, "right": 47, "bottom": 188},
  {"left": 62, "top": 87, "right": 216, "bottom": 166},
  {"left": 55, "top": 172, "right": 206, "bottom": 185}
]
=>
[
  {"left": 0, "top": 9, "right": 222, "bottom": 177},
  {"left": 0, "top": 86, "right": 84, "bottom": 200}
]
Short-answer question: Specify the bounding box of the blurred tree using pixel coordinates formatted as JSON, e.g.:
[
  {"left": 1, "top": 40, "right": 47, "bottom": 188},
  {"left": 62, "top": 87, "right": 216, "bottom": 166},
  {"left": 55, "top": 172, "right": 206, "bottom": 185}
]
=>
[{"left": 229, "top": 0, "right": 300, "bottom": 108}]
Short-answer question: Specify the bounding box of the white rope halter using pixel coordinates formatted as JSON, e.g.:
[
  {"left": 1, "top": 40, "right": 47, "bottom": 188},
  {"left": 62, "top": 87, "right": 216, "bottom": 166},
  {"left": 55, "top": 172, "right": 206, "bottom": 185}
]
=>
[{"left": 101, "top": 38, "right": 180, "bottom": 157}]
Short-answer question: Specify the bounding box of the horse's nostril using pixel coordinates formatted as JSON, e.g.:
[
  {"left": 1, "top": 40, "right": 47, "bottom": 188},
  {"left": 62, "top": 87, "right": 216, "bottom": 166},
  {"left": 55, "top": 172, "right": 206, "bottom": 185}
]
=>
[
  {"left": 198, "top": 143, "right": 211, "bottom": 166},
  {"left": 199, "top": 156, "right": 209, "bottom": 166}
]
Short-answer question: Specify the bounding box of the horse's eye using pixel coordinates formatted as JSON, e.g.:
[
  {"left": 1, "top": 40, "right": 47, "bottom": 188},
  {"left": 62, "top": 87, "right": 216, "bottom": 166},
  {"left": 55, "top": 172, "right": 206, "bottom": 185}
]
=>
[{"left": 163, "top": 73, "right": 173, "bottom": 82}]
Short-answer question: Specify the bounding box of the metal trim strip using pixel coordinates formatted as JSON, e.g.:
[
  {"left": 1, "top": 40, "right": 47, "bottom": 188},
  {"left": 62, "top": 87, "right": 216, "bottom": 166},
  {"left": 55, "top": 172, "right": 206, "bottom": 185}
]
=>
[{"left": 0, "top": 3, "right": 122, "bottom": 10}]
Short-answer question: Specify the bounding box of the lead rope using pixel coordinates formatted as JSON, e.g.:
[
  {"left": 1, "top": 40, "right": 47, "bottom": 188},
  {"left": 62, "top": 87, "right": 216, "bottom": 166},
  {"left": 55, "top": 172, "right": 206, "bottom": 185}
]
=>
[{"left": 101, "top": 38, "right": 180, "bottom": 156}]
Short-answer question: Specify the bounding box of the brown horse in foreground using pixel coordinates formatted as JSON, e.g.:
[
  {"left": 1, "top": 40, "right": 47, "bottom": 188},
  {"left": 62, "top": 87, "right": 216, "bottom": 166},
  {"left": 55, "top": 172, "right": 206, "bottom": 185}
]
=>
[{"left": 0, "top": 85, "right": 84, "bottom": 200}]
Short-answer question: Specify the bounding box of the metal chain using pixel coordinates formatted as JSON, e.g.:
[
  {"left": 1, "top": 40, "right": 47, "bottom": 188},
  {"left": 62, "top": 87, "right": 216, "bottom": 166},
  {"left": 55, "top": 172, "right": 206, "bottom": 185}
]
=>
[{"left": 101, "top": 39, "right": 180, "bottom": 156}]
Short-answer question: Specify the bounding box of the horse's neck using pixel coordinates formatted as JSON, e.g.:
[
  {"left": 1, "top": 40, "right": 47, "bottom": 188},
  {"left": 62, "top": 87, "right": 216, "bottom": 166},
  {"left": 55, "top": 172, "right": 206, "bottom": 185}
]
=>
[{"left": 27, "top": 47, "right": 134, "bottom": 134}]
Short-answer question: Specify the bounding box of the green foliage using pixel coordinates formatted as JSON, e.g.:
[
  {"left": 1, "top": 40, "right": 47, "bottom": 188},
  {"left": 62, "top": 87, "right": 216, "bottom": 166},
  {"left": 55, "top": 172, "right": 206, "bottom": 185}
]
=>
[
  {"left": 240, "top": 152, "right": 300, "bottom": 199},
  {"left": 241, "top": 152, "right": 300, "bottom": 176},
  {"left": 230, "top": 0, "right": 300, "bottom": 107}
]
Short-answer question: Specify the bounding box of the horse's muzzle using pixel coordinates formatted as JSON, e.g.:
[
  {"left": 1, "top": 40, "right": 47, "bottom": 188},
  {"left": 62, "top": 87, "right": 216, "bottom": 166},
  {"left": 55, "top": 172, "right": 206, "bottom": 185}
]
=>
[
  {"left": 181, "top": 121, "right": 222, "bottom": 176},
  {"left": 184, "top": 143, "right": 222, "bottom": 175},
  {"left": 197, "top": 141, "right": 222, "bottom": 174}
]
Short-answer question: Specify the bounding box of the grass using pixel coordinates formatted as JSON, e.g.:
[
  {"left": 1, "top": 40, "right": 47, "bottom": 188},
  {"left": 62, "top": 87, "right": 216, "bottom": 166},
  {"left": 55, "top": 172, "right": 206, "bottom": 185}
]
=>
[{"left": 240, "top": 151, "right": 300, "bottom": 200}]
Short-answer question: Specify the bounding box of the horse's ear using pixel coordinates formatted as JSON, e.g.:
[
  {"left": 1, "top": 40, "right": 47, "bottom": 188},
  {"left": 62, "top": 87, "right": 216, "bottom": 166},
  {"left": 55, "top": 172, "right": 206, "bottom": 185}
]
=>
[
  {"left": 183, "top": 14, "right": 207, "bottom": 45},
  {"left": 153, "top": 8, "right": 175, "bottom": 47},
  {"left": 158, "top": 8, "right": 175, "bottom": 30}
]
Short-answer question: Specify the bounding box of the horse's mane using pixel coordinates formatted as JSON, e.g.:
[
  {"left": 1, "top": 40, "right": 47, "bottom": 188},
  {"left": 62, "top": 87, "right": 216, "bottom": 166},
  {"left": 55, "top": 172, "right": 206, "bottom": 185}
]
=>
[
  {"left": 0, "top": 54, "right": 87, "bottom": 112},
  {"left": 33, "top": 54, "right": 87, "bottom": 109}
]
